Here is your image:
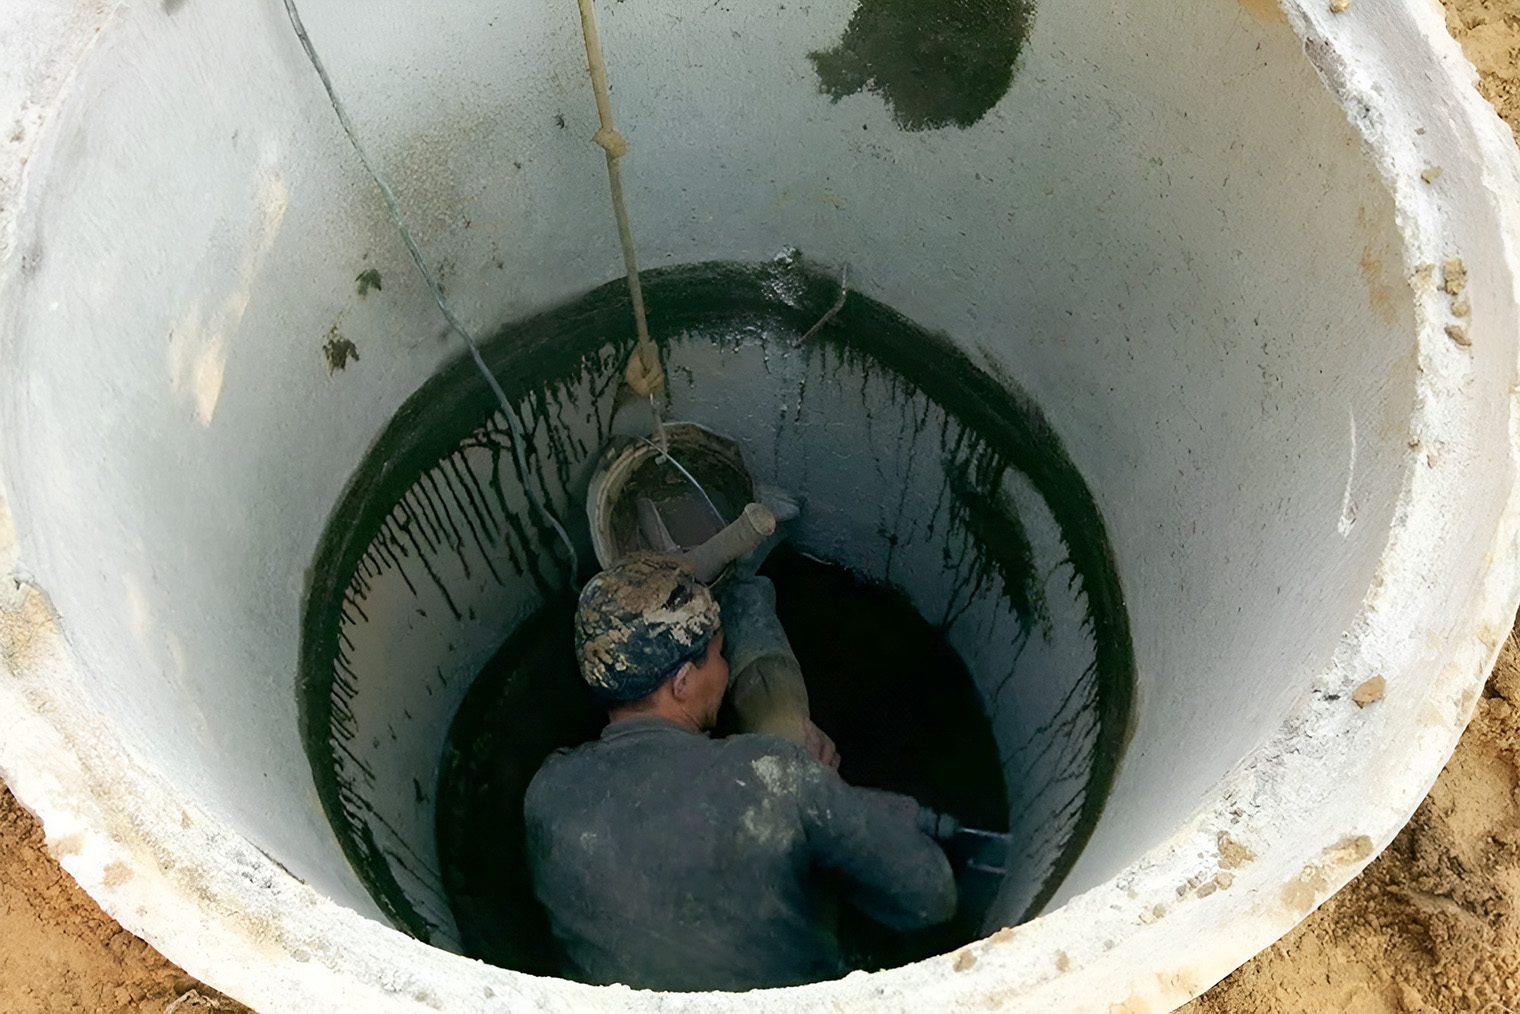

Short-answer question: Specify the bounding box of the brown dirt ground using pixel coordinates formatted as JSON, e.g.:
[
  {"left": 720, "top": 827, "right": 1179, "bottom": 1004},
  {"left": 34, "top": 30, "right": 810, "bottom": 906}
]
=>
[
  {"left": 0, "top": 784, "right": 250, "bottom": 1014},
  {"left": 1, "top": 5, "right": 1518, "bottom": 1013},
  {"left": 1446, "top": 0, "right": 1520, "bottom": 131}
]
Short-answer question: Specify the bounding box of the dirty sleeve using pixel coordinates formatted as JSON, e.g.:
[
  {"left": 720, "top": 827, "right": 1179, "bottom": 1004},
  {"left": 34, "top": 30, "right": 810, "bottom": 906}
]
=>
[{"left": 794, "top": 758, "right": 957, "bottom": 931}]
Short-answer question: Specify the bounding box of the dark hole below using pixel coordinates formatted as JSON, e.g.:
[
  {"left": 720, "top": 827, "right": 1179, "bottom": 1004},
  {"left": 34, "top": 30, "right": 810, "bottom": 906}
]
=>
[{"left": 435, "top": 545, "right": 1010, "bottom": 983}]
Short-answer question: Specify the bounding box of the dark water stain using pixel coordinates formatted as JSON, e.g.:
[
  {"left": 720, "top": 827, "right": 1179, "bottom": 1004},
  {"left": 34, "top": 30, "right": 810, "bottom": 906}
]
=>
[
  {"left": 323, "top": 326, "right": 359, "bottom": 374},
  {"left": 435, "top": 547, "right": 1007, "bottom": 977},
  {"left": 300, "top": 312, "right": 621, "bottom": 943},
  {"left": 299, "top": 257, "right": 1132, "bottom": 949},
  {"left": 356, "top": 268, "right": 383, "bottom": 296},
  {"left": 809, "top": 0, "right": 1036, "bottom": 130},
  {"left": 941, "top": 444, "right": 1046, "bottom": 638}
]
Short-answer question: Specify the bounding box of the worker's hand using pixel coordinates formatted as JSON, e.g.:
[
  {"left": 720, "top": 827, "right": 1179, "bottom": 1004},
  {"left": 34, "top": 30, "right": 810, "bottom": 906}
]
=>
[
  {"left": 803, "top": 718, "right": 840, "bottom": 771},
  {"left": 855, "top": 787, "right": 922, "bottom": 828}
]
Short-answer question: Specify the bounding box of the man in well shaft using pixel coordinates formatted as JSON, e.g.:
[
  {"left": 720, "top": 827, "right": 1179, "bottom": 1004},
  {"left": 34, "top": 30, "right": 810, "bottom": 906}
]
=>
[{"left": 523, "top": 552, "right": 957, "bottom": 990}]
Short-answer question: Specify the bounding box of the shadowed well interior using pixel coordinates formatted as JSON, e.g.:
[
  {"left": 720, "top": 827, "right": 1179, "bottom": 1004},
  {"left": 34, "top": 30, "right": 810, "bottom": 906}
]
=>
[
  {"left": 299, "top": 262, "right": 1133, "bottom": 963},
  {"left": 433, "top": 547, "right": 1012, "bottom": 975}
]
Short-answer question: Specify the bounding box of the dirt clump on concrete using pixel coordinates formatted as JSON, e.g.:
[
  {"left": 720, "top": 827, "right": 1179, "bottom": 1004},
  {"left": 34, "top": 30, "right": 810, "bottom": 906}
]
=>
[
  {"left": 1185, "top": 628, "right": 1520, "bottom": 1013},
  {"left": 0, "top": 784, "right": 250, "bottom": 1014}
]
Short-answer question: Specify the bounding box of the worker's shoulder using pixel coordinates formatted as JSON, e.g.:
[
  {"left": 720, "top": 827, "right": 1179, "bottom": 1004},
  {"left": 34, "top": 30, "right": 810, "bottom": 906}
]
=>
[
  {"left": 714, "top": 730, "right": 806, "bottom": 759},
  {"left": 713, "top": 732, "right": 830, "bottom": 792},
  {"left": 523, "top": 738, "right": 602, "bottom": 801}
]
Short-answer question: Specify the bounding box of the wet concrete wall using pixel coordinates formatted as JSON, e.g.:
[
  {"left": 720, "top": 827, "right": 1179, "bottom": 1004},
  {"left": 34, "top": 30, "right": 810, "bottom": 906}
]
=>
[{"left": 299, "top": 263, "right": 1132, "bottom": 949}]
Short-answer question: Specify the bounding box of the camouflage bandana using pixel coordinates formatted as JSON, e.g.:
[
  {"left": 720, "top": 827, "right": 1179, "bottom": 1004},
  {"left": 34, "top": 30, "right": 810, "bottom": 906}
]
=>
[{"left": 574, "top": 552, "right": 722, "bottom": 703}]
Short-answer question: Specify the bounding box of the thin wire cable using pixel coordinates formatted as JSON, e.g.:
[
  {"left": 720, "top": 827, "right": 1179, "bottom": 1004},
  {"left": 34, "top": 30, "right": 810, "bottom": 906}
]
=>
[{"left": 282, "top": 0, "right": 578, "bottom": 585}]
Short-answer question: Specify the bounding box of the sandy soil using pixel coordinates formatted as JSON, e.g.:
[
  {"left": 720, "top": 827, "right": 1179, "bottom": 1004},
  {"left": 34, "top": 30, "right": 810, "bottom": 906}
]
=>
[
  {"left": 1445, "top": 0, "right": 1520, "bottom": 131},
  {"left": 0, "top": 784, "right": 249, "bottom": 1014},
  {"left": 0, "top": 4, "right": 1517, "bottom": 1013},
  {"left": 1182, "top": 627, "right": 1520, "bottom": 1013}
]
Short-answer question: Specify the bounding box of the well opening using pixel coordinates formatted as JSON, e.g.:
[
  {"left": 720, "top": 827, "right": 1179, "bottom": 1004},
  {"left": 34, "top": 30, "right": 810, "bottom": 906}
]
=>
[
  {"left": 7, "top": 0, "right": 1515, "bottom": 1007},
  {"left": 299, "top": 260, "right": 1134, "bottom": 971}
]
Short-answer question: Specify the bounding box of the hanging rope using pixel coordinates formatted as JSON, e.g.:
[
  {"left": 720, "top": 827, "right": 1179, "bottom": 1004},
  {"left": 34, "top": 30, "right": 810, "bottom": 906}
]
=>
[
  {"left": 574, "top": 0, "right": 668, "bottom": 429},
  {"left": 282, "top": 0, "right": 579, "bottom": 586}
]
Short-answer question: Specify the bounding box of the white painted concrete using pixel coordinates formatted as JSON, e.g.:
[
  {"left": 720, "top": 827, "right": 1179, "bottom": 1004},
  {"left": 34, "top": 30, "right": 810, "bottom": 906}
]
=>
[{"left": 1, "top": 0, "right": 1519, "bottom": 1010}]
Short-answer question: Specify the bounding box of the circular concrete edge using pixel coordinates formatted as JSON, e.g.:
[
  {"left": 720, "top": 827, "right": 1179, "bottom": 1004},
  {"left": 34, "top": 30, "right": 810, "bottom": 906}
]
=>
[{"left": 3, "top": 0, "right": 1520, "bottom": 1012}]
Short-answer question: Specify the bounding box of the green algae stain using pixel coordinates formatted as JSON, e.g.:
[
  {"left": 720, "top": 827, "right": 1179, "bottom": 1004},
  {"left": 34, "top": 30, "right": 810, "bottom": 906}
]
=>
[
  {"left": 356, "top": 268, "right": 383, "bottom": 296},
  {"left": 323, "top": 325, "right": 360, "bottom": 374},
  {"left": 809, "top": 0, "right": 1036, "bottom": 130}
]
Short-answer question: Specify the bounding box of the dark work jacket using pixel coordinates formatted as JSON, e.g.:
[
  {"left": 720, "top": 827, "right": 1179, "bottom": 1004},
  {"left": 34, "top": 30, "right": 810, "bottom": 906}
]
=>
[{"left": 523, "top": 716, "right": 956, "bottom": 991}]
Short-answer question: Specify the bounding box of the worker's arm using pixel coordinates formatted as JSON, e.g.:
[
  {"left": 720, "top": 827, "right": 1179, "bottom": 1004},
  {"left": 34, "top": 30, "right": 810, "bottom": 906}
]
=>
[
  {"left": 791, "top": 754, "right": 957, "bottom": 931},
  {"left": 721, "top": 577, "right": 839, "bottom": 767}
]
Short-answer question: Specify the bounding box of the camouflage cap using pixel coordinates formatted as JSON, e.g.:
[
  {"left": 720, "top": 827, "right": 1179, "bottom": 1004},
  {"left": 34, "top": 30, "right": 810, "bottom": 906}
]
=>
[{"left": 574, "top": 552, "right": 722, "bottom": 703}]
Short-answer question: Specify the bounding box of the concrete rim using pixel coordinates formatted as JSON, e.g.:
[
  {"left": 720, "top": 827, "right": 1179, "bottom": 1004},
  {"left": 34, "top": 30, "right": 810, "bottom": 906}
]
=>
[{"left": 2, "top": 0, "right": 1520, "bottom": 1010}]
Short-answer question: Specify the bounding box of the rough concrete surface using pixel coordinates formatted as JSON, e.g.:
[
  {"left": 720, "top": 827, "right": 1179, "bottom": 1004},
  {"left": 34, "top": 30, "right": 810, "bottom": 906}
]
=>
[
  {"left": 1178, "top": 2, "right": 1520, "bottom": 1009},
  {"left": 1181, "top": 621, "right": 1520, "bottom": 1013},
  {"left": 0, "top": 0, "right": 1518, "bottom": 1011}
]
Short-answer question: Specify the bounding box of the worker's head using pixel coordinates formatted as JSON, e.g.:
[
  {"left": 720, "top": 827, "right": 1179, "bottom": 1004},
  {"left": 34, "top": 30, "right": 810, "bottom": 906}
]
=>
[{"left": 574, "top": 553, "right": 727, "bottom": 726}]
